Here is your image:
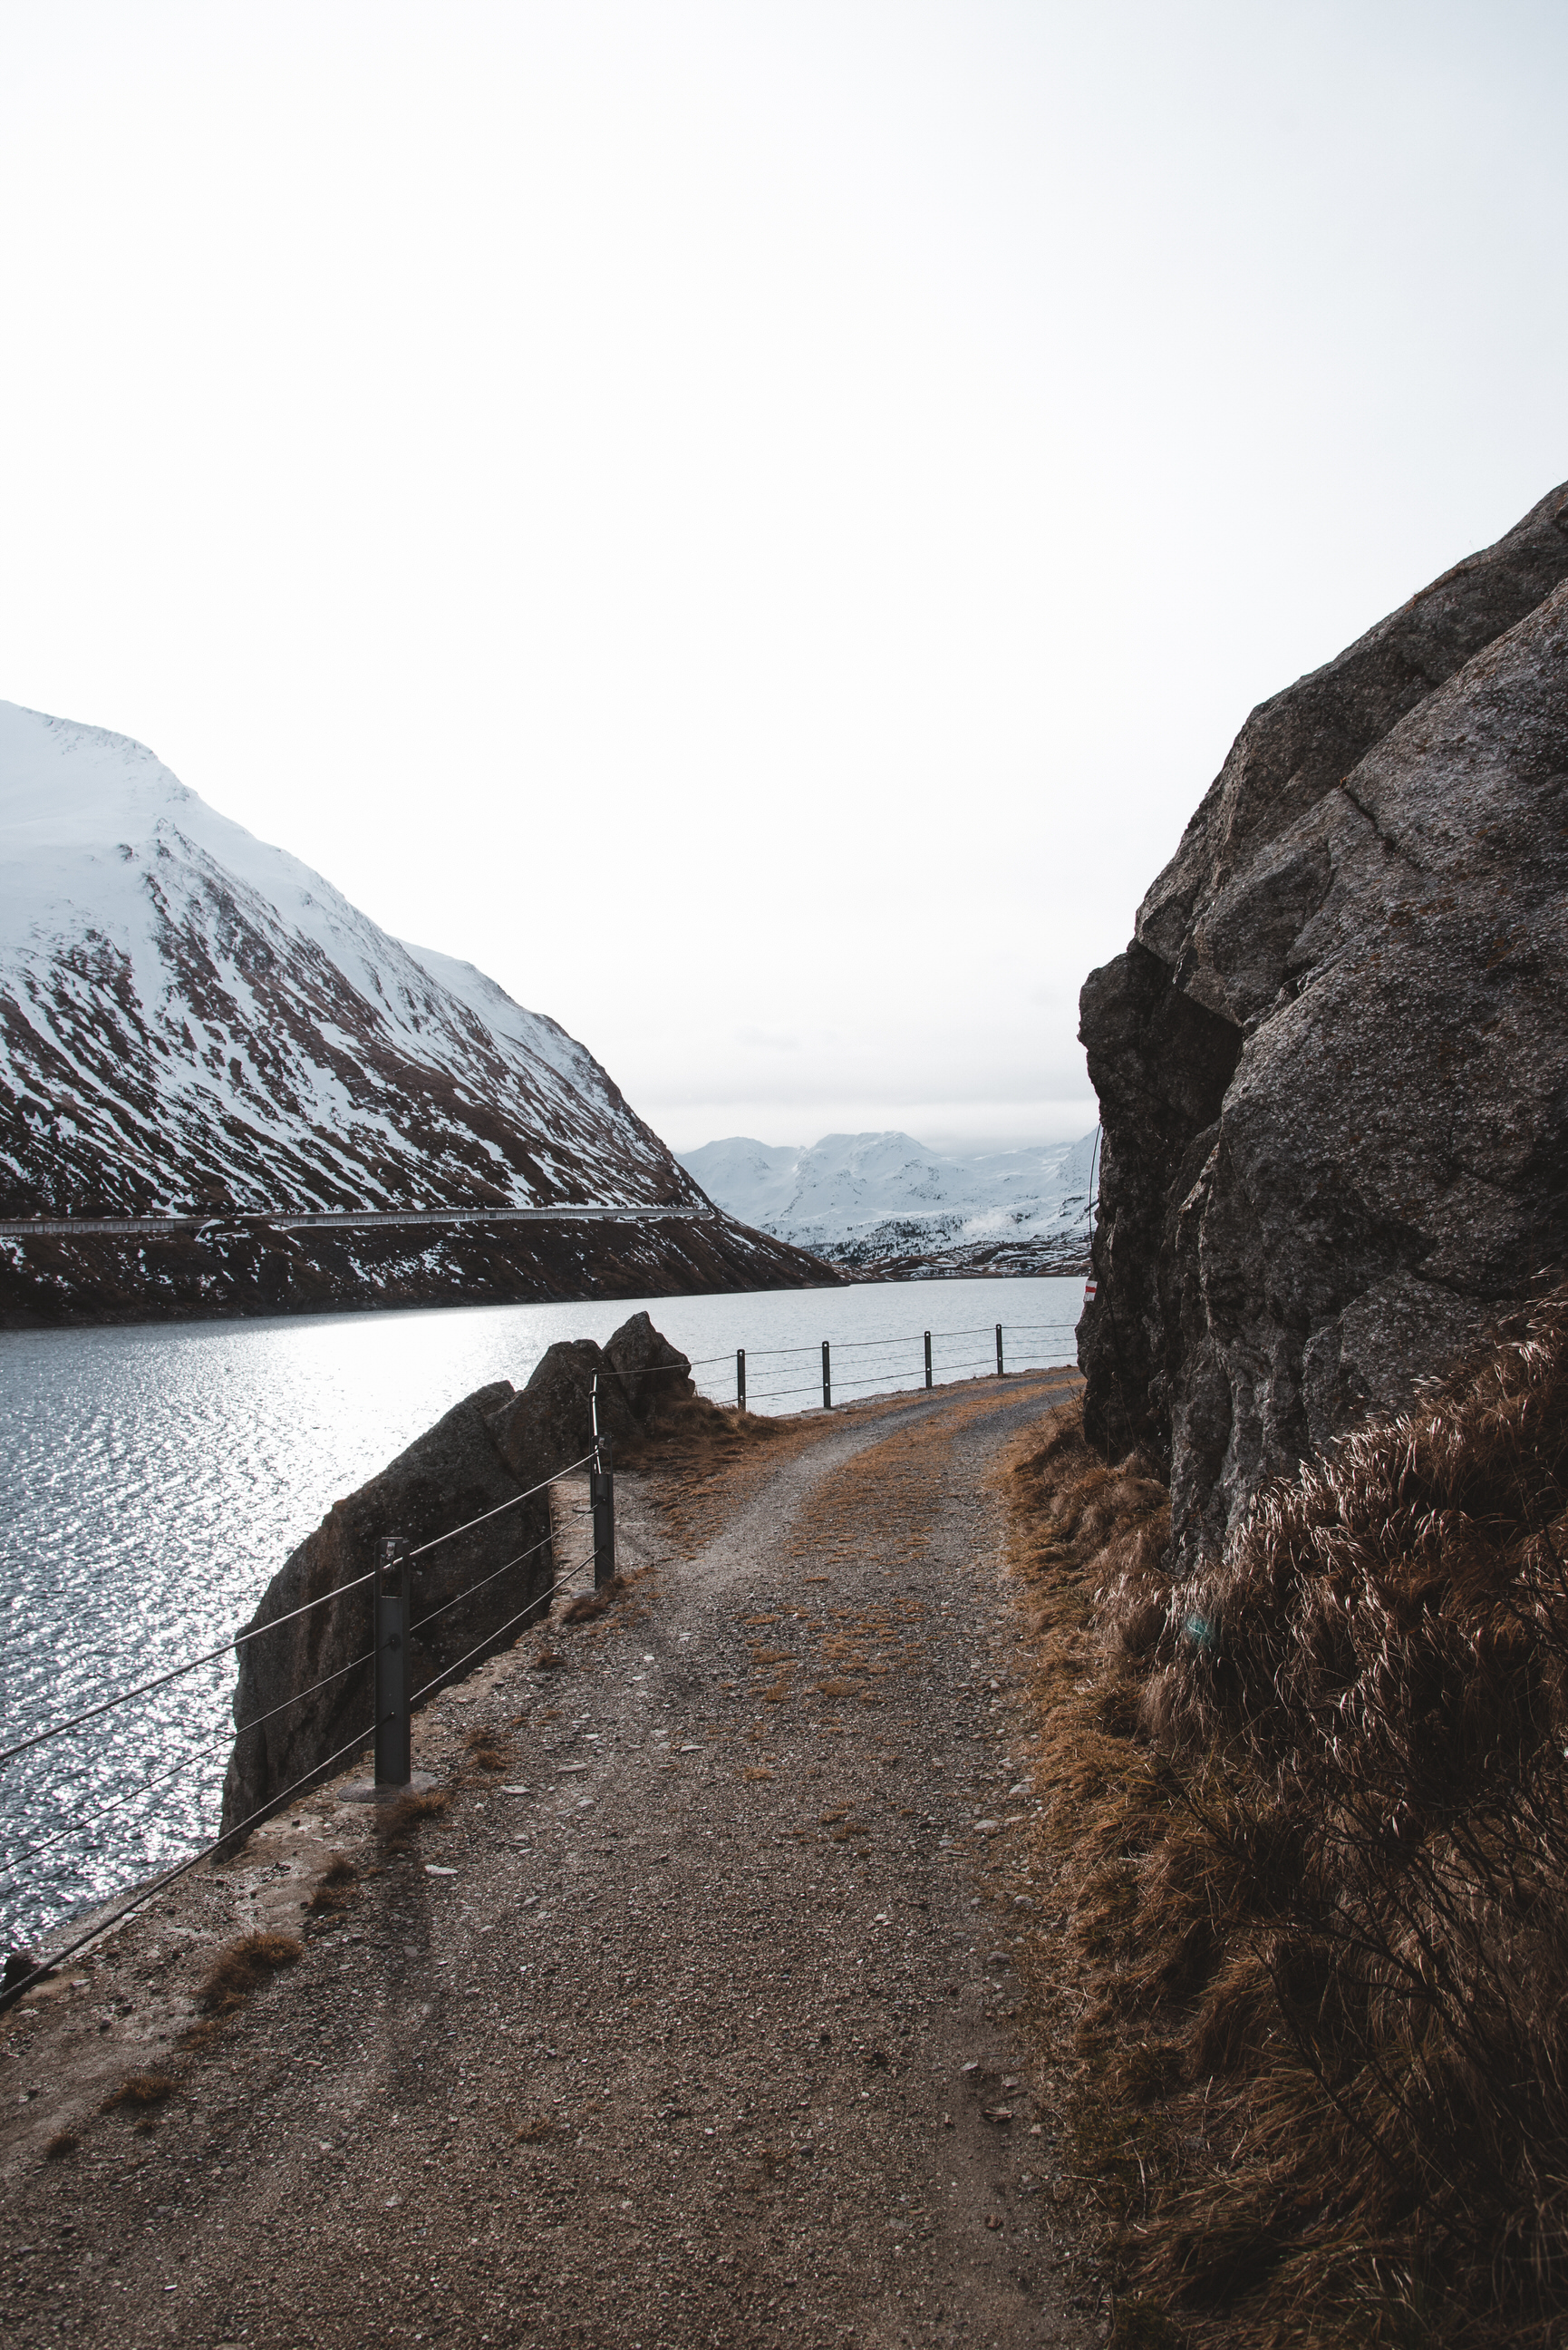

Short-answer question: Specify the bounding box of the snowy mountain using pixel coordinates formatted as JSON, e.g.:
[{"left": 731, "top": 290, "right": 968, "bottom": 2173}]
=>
[
  {"left": 677, "top": 1129, "right": 1099, "bottom": 1276},
  {"left": 0, "top": 702, "right": 703, "bottom": 1218}
]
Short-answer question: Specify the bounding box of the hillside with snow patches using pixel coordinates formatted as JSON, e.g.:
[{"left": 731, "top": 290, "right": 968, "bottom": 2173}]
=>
[
  {"left": 677, "top": 1129, "right": 1098, "bottom": 1276},
  {"left": 0, "top": 702, "right": 703, "bottom": 1218}
]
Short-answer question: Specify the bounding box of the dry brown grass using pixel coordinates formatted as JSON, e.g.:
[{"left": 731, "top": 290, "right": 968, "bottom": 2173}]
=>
[
  {"left": 615, "top": 1393, "right": 787, "bottom": 1473},
  {"left": 44, "top": 2130, "right": 80, "bottom": 2158},
  {"left": 306, "top": 1853, "right": 358, "bottom": 1913},
  {"left": 514, "top": 2110, "right": 564, "bottom": 2143},
  {"left": 196, "top": 1930, "right": 304, "bottom": 2015},
  {"left": 630, "top": 1397, "right": 832, "bottom": 1557},
  {"left": 1012, "top": 1290, "right": 1568, "bottom": 2346},
  {"left": 559, "top": 1576, "right": 625, "bottom": 1625},
  {"left": 377, "top": 1789, "right": 451, "bottom": 1853},
  {"left": 462, "top": 1724, "right": 513, "bottom": 1772},
  {"left": 102, "top": 2073, "right": 178, "bottom": 2112}
]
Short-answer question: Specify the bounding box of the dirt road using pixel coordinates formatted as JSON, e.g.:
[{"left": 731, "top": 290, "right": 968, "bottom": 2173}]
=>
[{"left": 1, "top": 1372, "right": 1098, "bottom": 2349}]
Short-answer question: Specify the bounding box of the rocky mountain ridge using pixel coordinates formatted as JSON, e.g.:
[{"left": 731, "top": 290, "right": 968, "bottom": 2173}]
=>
[
  {"left": 0, "top": 701, "right": 838, "bottom": 1320},
  {"left": 679, "top": 1127, "right": 1097, "bottom": 1277},
  {"left": 0, "top": 700, "right": 694, "bottom": 1218}
]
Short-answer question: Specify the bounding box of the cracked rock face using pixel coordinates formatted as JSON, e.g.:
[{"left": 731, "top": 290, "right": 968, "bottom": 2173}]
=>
[{"left": 1079, "top": 481, "right": 1568, "bottom": 1572}]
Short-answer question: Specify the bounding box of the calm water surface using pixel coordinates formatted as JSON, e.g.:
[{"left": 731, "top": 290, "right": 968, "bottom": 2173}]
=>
[{"left": 0, "top": 1277, "right": 1082, "bottom": 1947}]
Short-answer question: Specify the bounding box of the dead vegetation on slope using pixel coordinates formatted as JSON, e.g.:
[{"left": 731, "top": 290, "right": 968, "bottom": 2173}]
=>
[
  {"left": 196, "top": 1931, "right": 304, "bottom": 2016},
  {"left": 1011, "top": 1291, "right": 1568, "bottom": 2346}
]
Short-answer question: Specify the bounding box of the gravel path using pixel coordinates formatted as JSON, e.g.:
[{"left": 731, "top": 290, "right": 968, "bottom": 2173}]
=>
[{"left": 0, "top": 1371, "right": 1099, "bottom": 2349}]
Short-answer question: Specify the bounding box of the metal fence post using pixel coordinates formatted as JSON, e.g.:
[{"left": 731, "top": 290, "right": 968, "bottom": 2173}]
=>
[
  {"left": 996, "top": 1323, "right": 1004, "bottom": 1376},
  {"left": 375, "top": 1536, "right": 411, "bottom": 1788},
  {"left": 924, "top": 1330, "right": 933, "bottom": 1389},
  {"left": 590, "top": 1440, "right": 616, "bottom": 1589},
  {"left": 821, "top": 1340, "right": 831, "bottom": 1411},
  {"left": 737, "top": 1347, "right": 746, "bottom": 1412}
]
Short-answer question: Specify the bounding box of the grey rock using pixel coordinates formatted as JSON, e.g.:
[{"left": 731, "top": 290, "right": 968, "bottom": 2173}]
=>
[
  {"left": 484, "top": 1308, "right": 692, "bottom": 1485},
  {"left": 1079, "top": 481, "right": 1568, "bottom": 1571},
  {"left": 221, "top": 1316, "right": 696, "bottom": 1830},
  {"left": 219, "top": 1378, "right": 554, "bottom": 1835},
  {"left": 487, "top": 1339, "right": 634, "bottom": 1491},
  {"left": 604, "top": 1309, "right": 696, "bottom": 1422}
]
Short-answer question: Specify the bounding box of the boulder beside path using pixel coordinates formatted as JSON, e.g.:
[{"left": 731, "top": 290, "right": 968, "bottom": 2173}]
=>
[{"left": 218, "top": 1312, "right": 694, "bottom": 1834}]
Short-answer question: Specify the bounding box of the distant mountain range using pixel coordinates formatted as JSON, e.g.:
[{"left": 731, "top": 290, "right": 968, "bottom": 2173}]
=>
[
  {"left": 677, "top": 1129, "right": 1098, "bottom": 1277},
  {"left": 0, "top": 702, "right": 832, "bottom": 1321}
]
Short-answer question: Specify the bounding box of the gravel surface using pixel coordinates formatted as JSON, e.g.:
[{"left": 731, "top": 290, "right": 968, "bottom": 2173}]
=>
[{"left": 0, "top": 1371, "right": 1100, "bottom": 2348}]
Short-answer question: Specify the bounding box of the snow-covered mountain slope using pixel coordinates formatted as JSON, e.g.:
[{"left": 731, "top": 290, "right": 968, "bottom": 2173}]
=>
[
  {"left": 678, "top": 1128, "right": 1099, "bottom": 1273},
  {"left": 0, "top": 702, "right": 703, "bottom": 1217}
]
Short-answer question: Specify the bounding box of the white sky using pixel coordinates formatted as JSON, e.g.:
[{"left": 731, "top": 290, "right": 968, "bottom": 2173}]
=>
[{"left": 3, "top": 2, "right": 1565, "bottom": 1156}]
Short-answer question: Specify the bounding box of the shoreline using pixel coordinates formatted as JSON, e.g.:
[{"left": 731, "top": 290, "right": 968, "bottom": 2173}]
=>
[
  {"left": 0, "top": 1209, "right": 843, "bottom": 1331},
  {"left": 0, "top": 1242, "right": 1087, "bottom": 1334},
  {"left": 0, "top": 1374, "right": 1099, "bottom": 2347}
]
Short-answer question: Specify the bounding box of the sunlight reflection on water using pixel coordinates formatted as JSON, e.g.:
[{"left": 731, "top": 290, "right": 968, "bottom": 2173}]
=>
[{"left": 0, "top": 1276, "right": 1082, "bottom": 1947}]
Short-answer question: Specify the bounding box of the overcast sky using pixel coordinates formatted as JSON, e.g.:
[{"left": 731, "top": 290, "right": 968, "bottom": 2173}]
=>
[{"left": 3, "top": 2, "right": 1565, "bottom": 1155}]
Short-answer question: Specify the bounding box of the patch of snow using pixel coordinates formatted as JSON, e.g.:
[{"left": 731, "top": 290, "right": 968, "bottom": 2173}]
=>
[{"left": 0, "top": 700, "right": 701, "bottom": 1216}]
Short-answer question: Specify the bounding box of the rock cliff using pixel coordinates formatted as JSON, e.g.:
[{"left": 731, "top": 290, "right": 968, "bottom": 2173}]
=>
[
  {"left": 1079, "top": 481, "right": 1568, "bottom": 1571},
  {"left": 219, "top": 1313, "right": 693, "bottom": 1832}
]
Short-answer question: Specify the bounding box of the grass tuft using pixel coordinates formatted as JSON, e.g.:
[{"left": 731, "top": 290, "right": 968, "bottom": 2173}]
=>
[
  {"left": 306, "top": 1852, "right": 358, "bottom": 1912},
  {"left": 463, "top": 1725, "right": 512, "bottom": 1772},
  {"left": 514, "top": 2111, "right": 563, "bottom": 2143},
  {"left": 102, "top": 2073, "right": 177, "bottom": 2112},
  {"left": 196, "top": 1930, "right": 304, "bottom": 2015},
  {"left": 378, "top": 1790, "right": 450, "bottom": 1851}
]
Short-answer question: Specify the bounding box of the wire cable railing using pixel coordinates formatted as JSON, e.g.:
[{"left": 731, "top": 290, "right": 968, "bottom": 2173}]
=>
[
  {"left": 5, "top": 1459, "right": 595, "bottom": 1772},
  {"left": 3, "top": 1300, "right": 1088, "bottom": 1982},
  {"left": 0, "top": 1642, "right": 379, "bottom": 1892},
  {"left": 0, "top": 1717, "right": 385, "bottom": 2007},
  {"left": 0, "top": 1568, "right": 380, "bottom": 1769},
  {"left": 408, "top": 1452, "right": 596, "bottom": 1559},
  {"left": 2, "top": 1519, "right": 610, "bottom": 2005}
]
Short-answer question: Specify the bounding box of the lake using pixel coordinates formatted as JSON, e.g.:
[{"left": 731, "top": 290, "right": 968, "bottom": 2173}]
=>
[{"left": 0, "top": 1275, "right": 1083, "bottom": 1950}]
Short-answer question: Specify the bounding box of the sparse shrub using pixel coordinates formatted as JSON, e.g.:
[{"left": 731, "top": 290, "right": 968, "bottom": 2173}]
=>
[
  {"left": 197, "top": 1931, "right": 304, "bottom": 2015},
  {"left": 44, "top": 2131, "right": 80, "bottom": 2159},
  {"left": 463, "top": 1724, "right": 512, "bottom": 1771},
  {"left": 376, "top": 1788, "right": 450, "bottom": 1852},
  {"left": 102, "top": 2073, "right": 177, "bottom": 2112}
]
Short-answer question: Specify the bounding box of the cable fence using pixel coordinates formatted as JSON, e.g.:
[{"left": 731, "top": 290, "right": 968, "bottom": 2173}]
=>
[
  {"left": 666, "top": 1315, "right": 1080, "bottom": 1413},
  {"left": 0, "top": 1445, "right": 606, "bottom": 1990},
  {"left": 2, "top": 1310, "right": 1084, "bottom": 1990}
]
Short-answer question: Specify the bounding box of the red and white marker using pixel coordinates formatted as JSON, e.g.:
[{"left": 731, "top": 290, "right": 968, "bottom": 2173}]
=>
[{"left": 1083, "top": 1277, "right": 1098, "bottom": 1304}]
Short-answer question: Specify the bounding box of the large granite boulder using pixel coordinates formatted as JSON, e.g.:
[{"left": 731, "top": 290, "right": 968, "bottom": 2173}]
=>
[
  {"left": 1079, "top": 481, "right": 1568, "bottom": 1574},
  {"left": 483, "top": 1317, "right": 693, "bottom": 1486},
  {"left": 605, "top": 1309, "right": 697, "bottom": 1421},
  {"left": 220, "top": 1314, "right": 693, "bottom": 1832}
]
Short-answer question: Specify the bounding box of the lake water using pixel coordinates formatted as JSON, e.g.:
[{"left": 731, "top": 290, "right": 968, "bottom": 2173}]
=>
[{"left": 0, "top": 1276, "right": 1083, "bottom": 1950}]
